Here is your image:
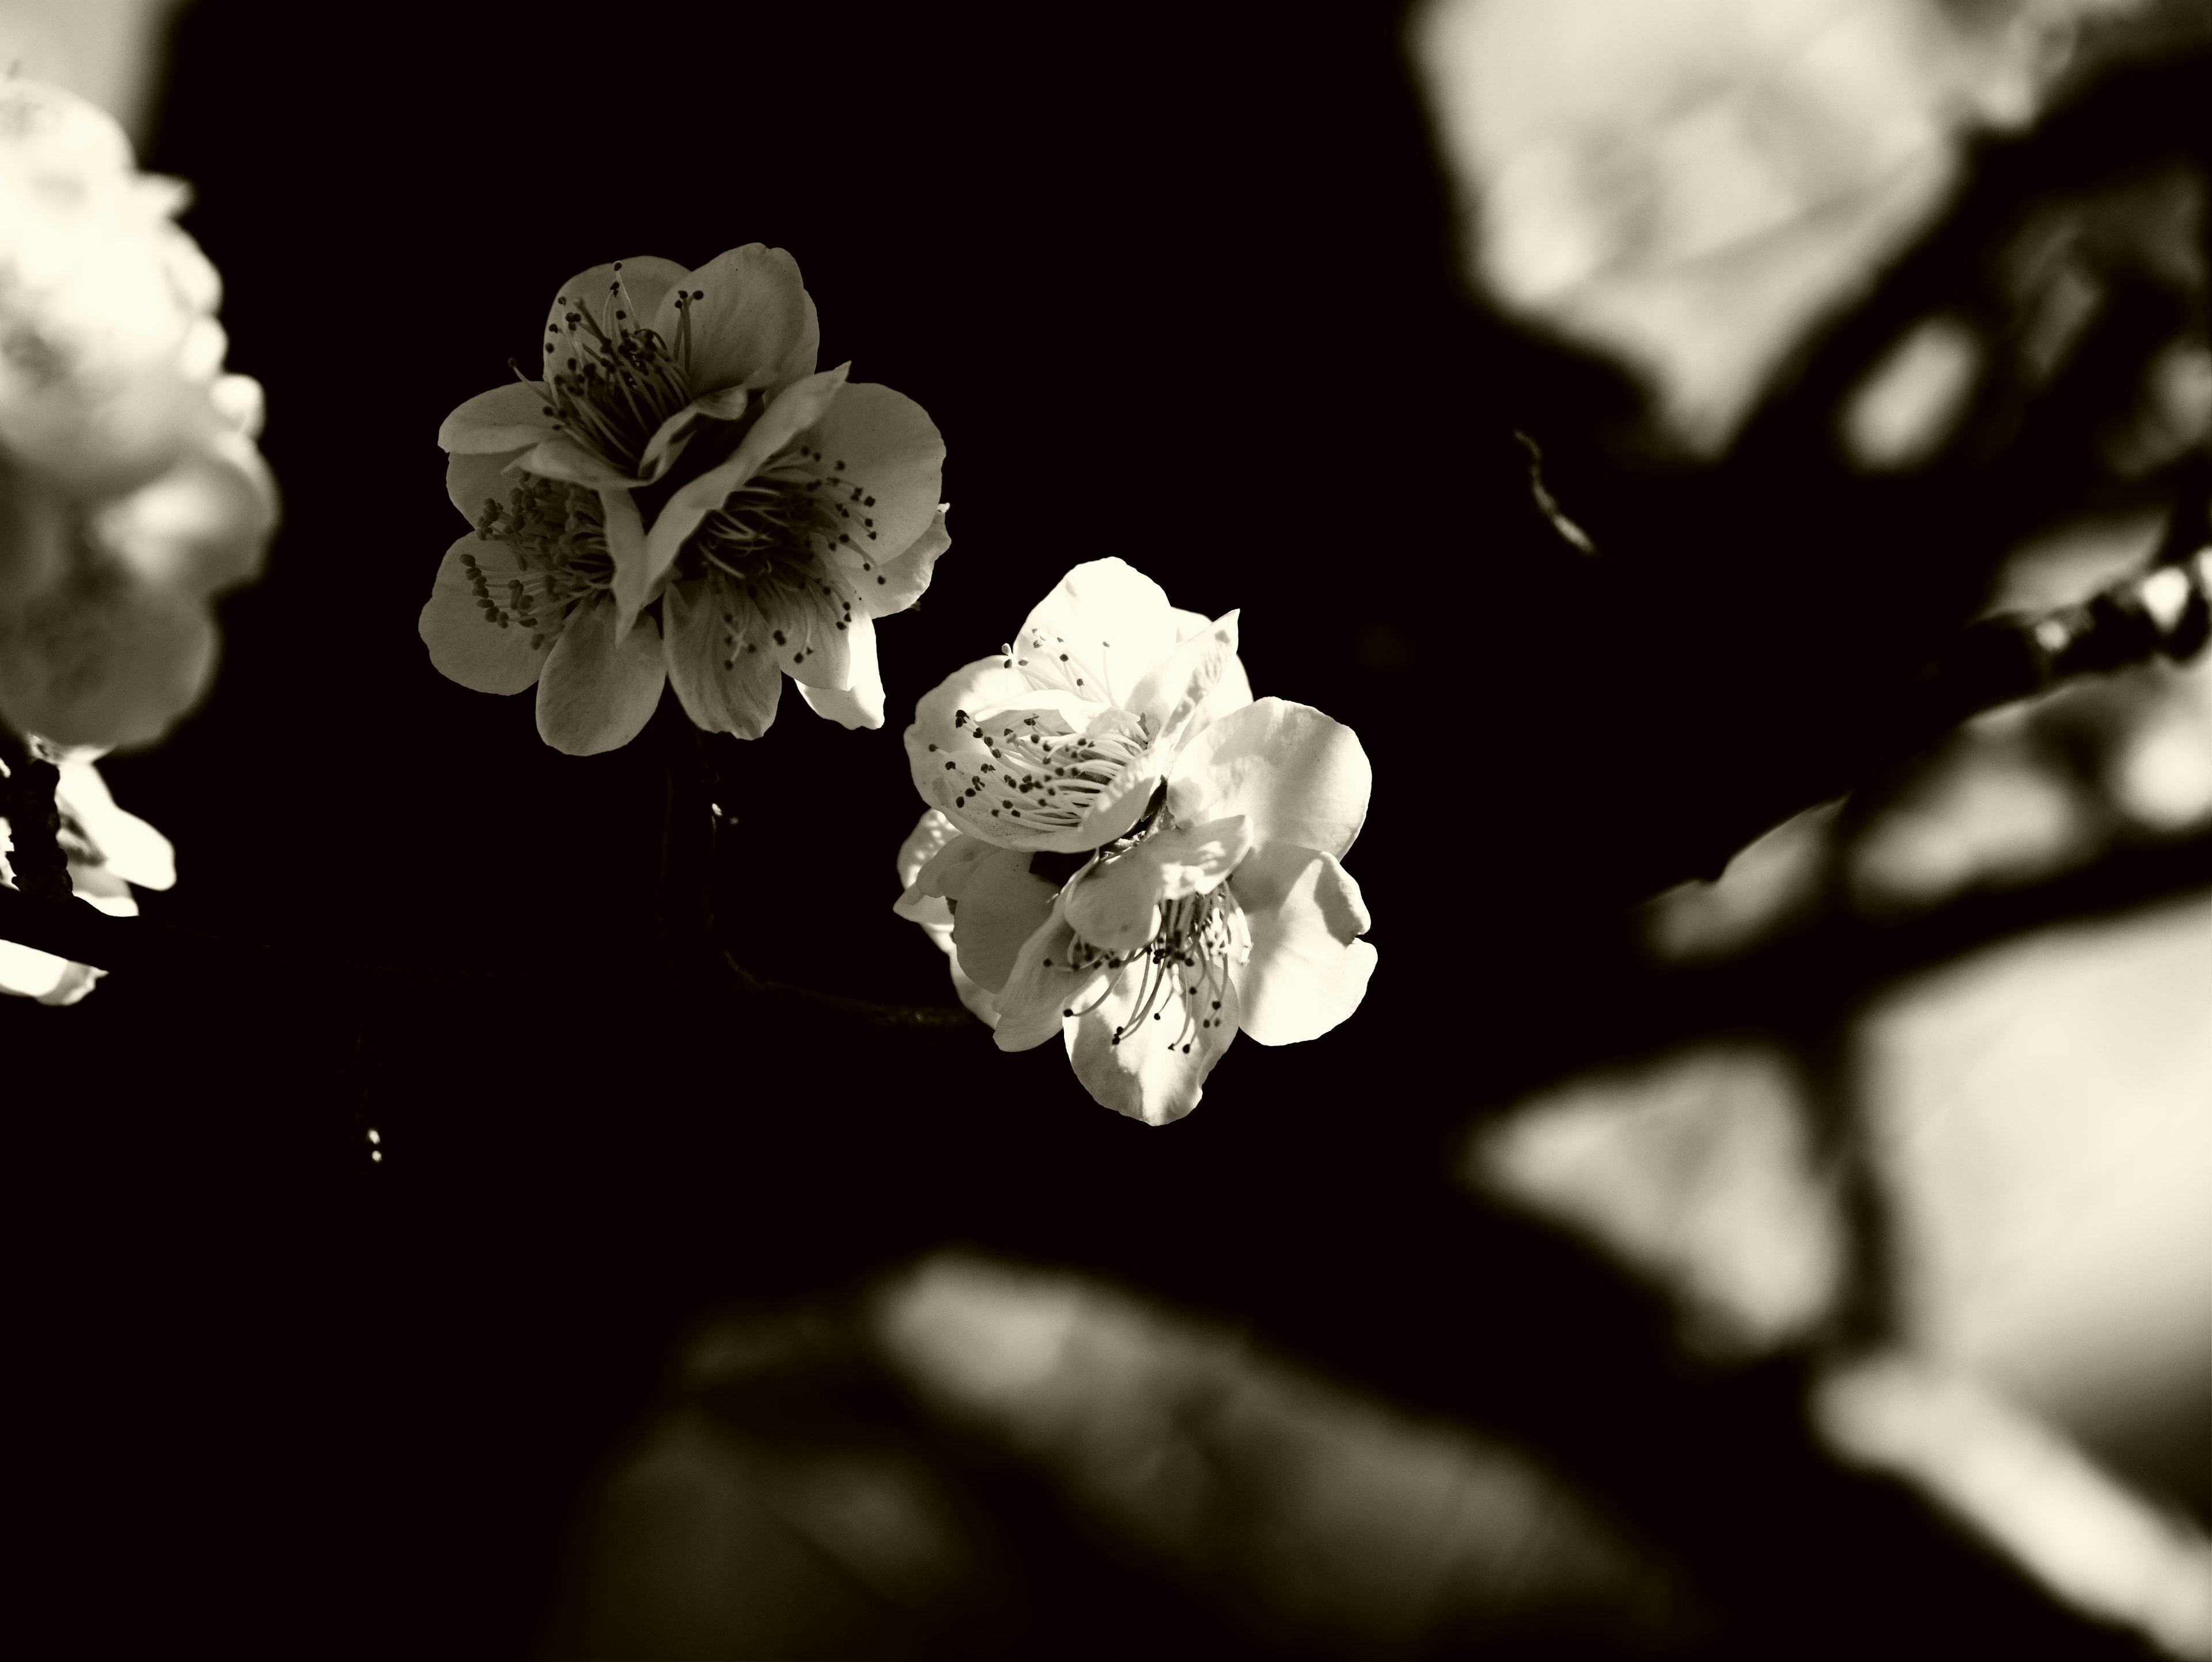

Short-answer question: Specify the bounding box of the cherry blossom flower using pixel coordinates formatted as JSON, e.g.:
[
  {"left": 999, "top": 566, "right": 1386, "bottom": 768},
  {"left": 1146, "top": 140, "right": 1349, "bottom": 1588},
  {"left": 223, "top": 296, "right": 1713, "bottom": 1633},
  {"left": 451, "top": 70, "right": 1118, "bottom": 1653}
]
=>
[
  {"left": 0, "top": 747, "right": 174, "bottom": 1005},
  {"left": 425, "top": 247, "right": 946, "bottom": 753},
  {"left": 895, "top": 562, "right": 1377, "bottom": 1122},
  {"left": 0, "top": 79, "right": 276, "bottom": 749},
  {"left": 902, "top": 558, "right": 1252, "bottom": 854}
]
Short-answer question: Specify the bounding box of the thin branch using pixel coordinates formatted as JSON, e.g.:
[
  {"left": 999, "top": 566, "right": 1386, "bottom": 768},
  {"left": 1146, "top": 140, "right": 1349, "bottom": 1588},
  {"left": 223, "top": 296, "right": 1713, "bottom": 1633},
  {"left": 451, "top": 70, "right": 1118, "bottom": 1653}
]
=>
[{"left": 0, "top": 729, "right": 73, "bottom": 901}]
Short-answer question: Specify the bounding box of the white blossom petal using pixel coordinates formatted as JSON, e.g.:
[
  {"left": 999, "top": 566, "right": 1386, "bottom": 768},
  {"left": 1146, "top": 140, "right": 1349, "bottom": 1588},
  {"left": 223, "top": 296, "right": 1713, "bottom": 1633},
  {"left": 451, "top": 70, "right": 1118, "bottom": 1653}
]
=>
[
  {"left": 949, "top": 847, "right": 1060, "bottom": 993},
  {"left": 56, "top": 760, "right": 174, "bottom": 890},
  {"left": 1065, "top": 961, "right": 1242, "bottom": 1126},
  {"left": 859, "top": 505, "right": 949, "bottom": 621},
  {"left": 1063, "top": 817, "right": 1252, "bottom": 955},
  {"left": 533, "top": 592, "right": 666, "bottom": 755},
  {"left": 1169, "top": 698, "right": 1373, "bottom": 861},
  {"left": 599, "top": 488, "right": 650, "bottom": 638},
  {"left": 773, "top": 290, "right": 821, "bottom": 400},
  {"left": 945, "top": 956, "right": 1003, "bottom": 1027},
  {"left": 908, "top": 827, "right": 1002, "bottom": 903},
  {"left": 630, "top": 384, "right": 753, "bottom": 486},
  {"left": 1128, "top": 608, "right": 1243, "bottom": 757},
  {"left": 992, "top": 902, "right": 1107, "bottom": 1053},
  {"left": 663, "top": 575, "right": 784, "bottom": 739},
  {"left": 798, "top": 610, "right": 885, "bottom": 729},
  {"left": 445, "top": 448, "right": 524, "bottom": 524},
  {"left": 437, "top": 383, "right": 559, "bottom": 455},
  {"left": 1016, "top": 558, "right": 1185, "bottom": 709},
  {"left": 654, "top": 245, "right": 810, "bottom": 395},
  {"left": 419, "top": 533, "right": 552, "bottom": 695},
  {"left": 1168, "top": 606, "right": 1255, "bottom": 729},
  {"left": 778, "top": 569, "right": 858, "bottom": 695},
  {"left": 895, "top": 810, "right": 965, "bottom": 914},
  {"left": 892, "top": 821, "right": 1010, "bottom": 1024},
  {"left": 0, "top": 938, "right": 97, "bottom": 1003},
  {"left": 513, "top": 437, "right": 640, "bottom": 489},
  {"left": 1229, "top": 845, "right": 1378, "bottom": 1046},
  {"left": 804, "top": 383, "right": 946, "bottom": 593}
]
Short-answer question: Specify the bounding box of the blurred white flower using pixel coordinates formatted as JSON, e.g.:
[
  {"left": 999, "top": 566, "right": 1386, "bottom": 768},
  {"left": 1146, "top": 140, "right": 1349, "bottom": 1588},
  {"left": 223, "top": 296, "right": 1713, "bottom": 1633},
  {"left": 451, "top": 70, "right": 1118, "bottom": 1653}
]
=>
[
  {"left": 423, "top": 247, "right": 947, "bottom": 754},
  {"left": 0, "top": 75, "right": 240, "bottom": 495},
  {"left": 895, "top": 562, "right": 1376, "bottom": 1123},
  {"left": 1408, "top": 0, "right": 2116, "bottom": 452},
  {"left": 1469, "top": 1042, "right": 1846, "bottom": 1360},
  {"left": 0, "top": 746, "right": 172, "bottom": 1005},
  {"left": 0, "top": 78, "right": 276, "bottom": 749}
]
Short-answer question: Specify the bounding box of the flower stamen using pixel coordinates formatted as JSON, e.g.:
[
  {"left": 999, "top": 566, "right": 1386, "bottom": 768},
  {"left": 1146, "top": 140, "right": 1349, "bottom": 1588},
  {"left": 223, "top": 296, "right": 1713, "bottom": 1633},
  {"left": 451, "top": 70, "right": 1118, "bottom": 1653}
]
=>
[
  {"left": 1001, "top": 626, "right": 1109, "bottom": 695},
  {"left": 468, "top": 474, "right": 614, "bottom": 645},
  {"left": 534, "top": 277, "right": 698, "bottom": 474},
  {"left": 1063, "top": 878, "right": 1245, "bottom": 1055},
  {"left": 940, "top": 711, "right": 1150, "bottom": 829}
]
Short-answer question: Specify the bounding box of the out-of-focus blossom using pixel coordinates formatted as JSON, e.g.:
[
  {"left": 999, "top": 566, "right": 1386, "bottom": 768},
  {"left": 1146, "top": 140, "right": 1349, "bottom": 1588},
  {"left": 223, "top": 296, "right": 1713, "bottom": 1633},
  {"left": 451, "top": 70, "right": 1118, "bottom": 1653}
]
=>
[
  {"left": 0, "top": 745, "right": 173, "bottom": 1004},
  {"left": 865, "top": 1254, "right": 1701, "bottom": 1652},
  {"left": 1639, "top": 799, "right": 1844, "bottom": 964},
  {"left": 0, "top": 419, "right": 274, "bottom": 748},
  {"left": 1408, "top": 0, "right": 2137, "bottom": 452},
  {"left": 1855, "top": 895, "right": 2212, "bottom": 1448},
  {"left": 423, "top": 247, "right": 946, "bottom": 754},
  {"left": 895, "top": 562, "right": 1376, "bottom": 1123},
  {"left": 1847, "top": 707, "right": 2097, "bottom": 915},
  {"left": 1468, "top": 1041, "right": 1847, "bottom": 1361},
  {"left": 0, "top": 76, "right": 234, "bottom": 495},
  {"left": 0, "top": 78, "right": 276, "bottom": 749},
  {"left": 2108, "top": 650, "right": 2212, "bottom": 831},
  {"left": 1838, "top": 315, "right": 1986, "bottom": 471},
  {"left": 1817, "top": 1356, "right": 2212, "bottom": 1659},
  {"left": 0, "top": 2, "right": 179, "bottom": 154},
  {"left": 543, "top": 1259, "right": 1702, "bottom": 1657}
]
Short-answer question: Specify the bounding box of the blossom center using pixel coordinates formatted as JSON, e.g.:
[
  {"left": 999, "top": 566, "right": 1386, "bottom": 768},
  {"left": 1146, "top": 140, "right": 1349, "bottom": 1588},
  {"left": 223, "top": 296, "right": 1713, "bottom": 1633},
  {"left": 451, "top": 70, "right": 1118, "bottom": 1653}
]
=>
[
  {"left": 468, "top": 474, "right": 612, "bottom": 650},
  {"left": 532, "top": 266, "right": 699, "bottom": 474},
  {"left": 1061, "top": 880, "right": 1244, "bottom": 1056},
  {"left": 929, "top": 707, "right": 1151, "bottom": 829},
  {"left": 676, "top": 434, "right": 904, "bottom": 668}
]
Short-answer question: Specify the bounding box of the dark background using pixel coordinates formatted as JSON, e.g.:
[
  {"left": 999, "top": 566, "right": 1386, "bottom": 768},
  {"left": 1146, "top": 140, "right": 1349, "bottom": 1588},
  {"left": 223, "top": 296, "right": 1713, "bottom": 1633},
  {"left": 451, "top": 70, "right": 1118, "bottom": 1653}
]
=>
[{"left": 9, "top": 2, "right": 2206, "bottom": 1655}]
